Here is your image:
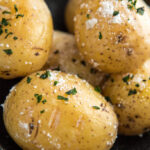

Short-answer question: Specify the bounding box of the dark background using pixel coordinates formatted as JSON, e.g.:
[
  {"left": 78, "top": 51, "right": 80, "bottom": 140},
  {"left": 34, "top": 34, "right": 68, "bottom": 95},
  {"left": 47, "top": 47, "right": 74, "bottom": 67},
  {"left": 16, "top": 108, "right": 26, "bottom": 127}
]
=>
[{"left": 0, "top": 0, "right": 150, "bottom": 149}]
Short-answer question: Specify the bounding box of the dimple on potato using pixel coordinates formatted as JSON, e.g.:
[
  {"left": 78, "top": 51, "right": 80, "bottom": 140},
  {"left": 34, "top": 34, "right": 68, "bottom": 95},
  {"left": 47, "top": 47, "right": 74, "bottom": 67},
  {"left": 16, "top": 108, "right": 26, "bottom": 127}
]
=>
[
  {"left": 65, "top": 0, "right": 82, "bottom": 33},
  {"left": 103, "top": 60, "right": 150, "bottom": 136},
  {"left": 4, "top": 70, "right": 118, "bottom": 150},
  {"left": 0, "top": 0, "right": 53, "bottom": 79},
  {"left": 43, "top": 31, "right": 107, "bottom": 87},
  {"left": 75, "top": 0, "right": 150, "bottom": 73}
]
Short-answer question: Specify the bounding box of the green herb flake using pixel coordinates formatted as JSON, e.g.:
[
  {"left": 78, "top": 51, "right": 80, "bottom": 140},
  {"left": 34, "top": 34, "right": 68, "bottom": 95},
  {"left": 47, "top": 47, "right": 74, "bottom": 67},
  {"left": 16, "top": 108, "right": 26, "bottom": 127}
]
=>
[
  {"left": 5, "top": 32, "right": 13, "bottom": 39},
  {"left": 86, "top": 14, "right": 90, "bottom": 19},
  {"left": 128, "top": 89, "right": 137, "bottom": 96},
  {"left": 27, "top": 77, "right": 32, "bottom": 84},
  {"left": 34, "top": 94, "right": 42, "bottom": 103},
  {"left": 92, "top": 106, "right": 100, "bottom": 110},
  {"left": 5, "top": 29, "right": 8, "bottom": 33},
  {"left": 122, "top": 75, "right": 130, "bottom": 84},
  {"left": 40, "top": 71, "right": 51, "bottom": 79},
  {"left": 42, "top": 99, "right": 47, "bottom": 104},
  {"left": 66, "top": 88, "right": 77, "bottom": 95},
  {"left": 57, "top": 95, "right": 68, "bottom": 101},
  {"left": 137, "top": 7, "right": 145, "bottom": 15},
  {"left": 2, "top": 11, "right": 11, "bottom": 14},
  {"left": 16, "top": 14, "right": 24, "bottom": 19},
  {"left": 1, "top": 18, "right": 10, "bottom": 26},
  {"left": 113, "top": 11, "right": 119, "bottom": 16},
  {"left": 13, "top": 36, "right": 18, "bottom": 40},
  {"left": 135, "top": 83, "right": 140, "bottom": 87},
  {"left": 54, "top": 81, "right": 58, "bottom": 86},
  {"left": 99, "top": 32, "right": 102, "bottom": 40},
  {"left": 0, "top": 28, "right": 3, "bottom": 35},
  {"left": 14, "top": 4, "right": 18, "bottom": 12},
  {"left": 105, "top": 96, "right": 111, "bottom": 102},
  {"left": 94, "top": 87, "right": 102, "bottom": 93},
  {"left": 40, "top": 109, "right": 45, "bottom": 114},
  {"left": 3, "top": 49, "right": 13, "bottom": 55}
]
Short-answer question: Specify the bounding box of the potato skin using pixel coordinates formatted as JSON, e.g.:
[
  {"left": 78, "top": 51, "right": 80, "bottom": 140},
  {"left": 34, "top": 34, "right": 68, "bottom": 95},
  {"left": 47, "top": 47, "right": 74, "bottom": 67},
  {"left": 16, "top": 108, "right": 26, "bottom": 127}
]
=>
[
  {"left": 43, "top": 31, "right": 107, "bottom": 87},
  {"left": 4, "top": 70, "right": 118, "bottom": 150},
  {"left": 0, "top": 0, "right": 53, "bottom": 79},
  {"left": 103, "top": 60, "right": 150, "bottom": 136},
  {"left": 75, "top": 0, "right": 150, "bottom": 73},
  {"left": 65, "top": 0, "right": 82, "bottom": 33}
]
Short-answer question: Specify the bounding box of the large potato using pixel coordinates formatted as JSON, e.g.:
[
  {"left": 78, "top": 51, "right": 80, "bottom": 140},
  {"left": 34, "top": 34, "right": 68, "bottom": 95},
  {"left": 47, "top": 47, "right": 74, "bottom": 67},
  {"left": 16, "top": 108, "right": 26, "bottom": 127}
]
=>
[
  {"left": 43, "top": 31, "right": 107, "bottom": 87},
  {"left": 103, "top": 60, "right": 150, "bottom": 136},
  {"left": 75, "top": 0, "right": 150, "bottom": 73},
  {"left": 65, "top": 0, "right": 82, "bottom": 33},
  {"left": 0, "top": 0, "right": 53, "bottom": 79},
  {"left": 4, "top": 70, "right": 118, "bottom": 150}
]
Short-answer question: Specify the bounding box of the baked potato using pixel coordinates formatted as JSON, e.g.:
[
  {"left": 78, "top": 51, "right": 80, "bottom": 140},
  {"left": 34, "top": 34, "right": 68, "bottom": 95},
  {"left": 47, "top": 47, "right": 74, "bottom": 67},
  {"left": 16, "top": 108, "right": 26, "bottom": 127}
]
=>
[
  {"left": 65, "top": 0, "right": 82, "bottom": 33},
  {"left": 75, "top": 0, "right": 150, "bottom": 73},
  {"left": 4, "top": 70, "right": 118, "bottom": 150},
  {"left": 0, "top": 0, "right": 53, "bottom": 79},
  {"left": 43, "top": 31, "right": 107, "bottom": 87},
  {"left": 103, "top": 60, "right": 150, "bottom": 136}
]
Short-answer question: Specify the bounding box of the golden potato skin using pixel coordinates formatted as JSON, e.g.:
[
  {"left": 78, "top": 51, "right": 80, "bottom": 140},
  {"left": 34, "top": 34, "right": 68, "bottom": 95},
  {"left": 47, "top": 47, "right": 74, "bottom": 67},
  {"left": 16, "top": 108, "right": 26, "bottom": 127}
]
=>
[
  {"left": 4, "top": 70, "right": 118, "bottom": 150},
  {"left": 103, "top": 60, "right": 150, "bottom": 135},
  {"left": 75, "top": 0, "right": 150, "bottom": 73},
  {"left": 43, "top": 31, "right": 107, "bottom": 87},
  {"left": 65, "top": 0, "right": 82, "bottom": 33},
  {"left": 0, "top": 0, "right": 53, "bottom": 79}
]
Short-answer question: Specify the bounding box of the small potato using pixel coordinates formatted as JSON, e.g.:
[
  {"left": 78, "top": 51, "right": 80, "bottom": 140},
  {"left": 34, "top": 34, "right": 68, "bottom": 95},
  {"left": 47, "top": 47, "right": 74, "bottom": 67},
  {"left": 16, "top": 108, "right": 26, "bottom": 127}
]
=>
[
  {"left": 4, "top": 70, "right": 118, "bottom": 150},
  {"left": 0, "top": 0, "right": 53, "bottom": 79},
  {"left": 65, "top": 0, "right": 82, "bottom": 33},
  {"left": 43, "top": 31, "right": 107, "bottom": 87},
  {"left": 103, "top": 60, "right": 150, "bottom": 136},
  {"left": 75, "top": 0, "right": 150, "bottom": 73}
]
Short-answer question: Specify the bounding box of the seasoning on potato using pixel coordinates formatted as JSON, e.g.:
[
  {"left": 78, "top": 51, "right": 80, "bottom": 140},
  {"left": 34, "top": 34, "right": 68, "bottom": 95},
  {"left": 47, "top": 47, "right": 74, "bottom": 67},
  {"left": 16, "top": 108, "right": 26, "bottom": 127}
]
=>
[
  {"left": 0, "top": 0, "right": 53, "bottom": 79},
  {"left": 103, "top": 60, "right": 150, "bottom": 136},
  {"left": 4, "top": 70, "right": 118, "bottom": 150},
  {"left": 65, "top": 0, "right": 82, "bottom": 33},
  {"left": 75, "top": 0, "right": 150, "bottom": 73},
  {"left": 43, "top": 31, "right": 107, "bottom": 87}
]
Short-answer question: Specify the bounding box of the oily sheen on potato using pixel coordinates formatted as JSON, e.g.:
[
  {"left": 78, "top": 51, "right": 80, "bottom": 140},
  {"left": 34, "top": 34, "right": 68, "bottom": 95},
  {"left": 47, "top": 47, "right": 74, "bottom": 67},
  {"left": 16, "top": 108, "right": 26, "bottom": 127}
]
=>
[
  {"left": 0, "top": 0, "right": 53, "bottom": 79},
  {"left": 103, "top": 60, "right": 150, "bottom": 136},
  {"left": 4, "top": 70, "right": 118, "bottom": 150},
  {"left": 75, "top": 0, "right": 150, "bottom": 73},
  {"left": 65, "top": 0, "right": 82, "bottom": 33},
  {"left": 43, "top": 31, "right": 107, "bottom": 87}
]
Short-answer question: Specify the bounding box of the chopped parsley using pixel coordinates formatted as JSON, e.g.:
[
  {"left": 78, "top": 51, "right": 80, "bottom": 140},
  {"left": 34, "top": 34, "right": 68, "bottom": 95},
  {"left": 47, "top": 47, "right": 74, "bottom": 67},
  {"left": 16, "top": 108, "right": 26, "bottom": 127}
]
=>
[
  {"left": 94, "top": 87, "right": 102, "bottom": 93},
  {"left": 40, "top": 109, "right": 45, "bottom": 114},
  {"left": 122, "top": 75, "right": 130, "bottom": 84},
  {"left": 16, "top": 14, "right": 24, "bottom": 19},
  {"left": 2, "top": 11, "right": 11, "bottom": 14},
  {"left": 113, "top": 11, "right": 119, "bottom": 16},
  {"left": 105, "top": 96, "right": 111, "bottom": 102},
  {"left": 128, "top": 89, "right": 137, "bottom": 96},
  {"left": 137, "top": 7, "right": 145, "bottom": 15},
  {"left": 13, "top": 36, "right": 18, "bottom": 40},
  {"left": 40, "top": 71, "right": 51, "bottom": 79},
  {"left": 14, "top": 4, "right": 18, "bottom": 12},
  {"left": 1, "top": 18, "right": 10, "bottom": 26},
  {"left": 54, "top": 81, "right": 58, "bottom": 86},
  {"left": 92, "top": 106, "right": 100, "bottom": 110},
  {"left": 135, "top": 83, "right": 140, "bottom": 87},
  {"left": 3, "top": 49, "right": 13, "bottom": 55},
  {"left": 27, "top": 77, "right": 32, "bottom": 83},
  {"left": 42, "top": 99, "right": 47, "bottom": 104},
  {"left": 57, "top": 95, "right": 68, "bottom": 101},
  {"left": 5, "top": 32, "right": 13, "bottom": 39},
  {"left": 99, "top": 32, "right": 102, "bottom": 40},
  {"left": 34, "top": 94, "right": 42, "bottom": 103},
  {"left": 0, "top": 28, "right": 3, "bottom": 35},
  {"left": 86, "top": 14, "right": 90, "bottom": 19},
  {"left": 66, "top": 88, "right": 77, "bottom": 95}
]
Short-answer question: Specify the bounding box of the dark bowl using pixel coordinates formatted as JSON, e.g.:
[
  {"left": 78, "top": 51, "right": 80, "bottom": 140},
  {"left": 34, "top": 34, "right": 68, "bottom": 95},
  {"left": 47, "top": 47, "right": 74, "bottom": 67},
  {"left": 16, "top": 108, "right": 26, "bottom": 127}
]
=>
[{"left": 0, "top": 0, "right": 150, "bottom": 150}]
